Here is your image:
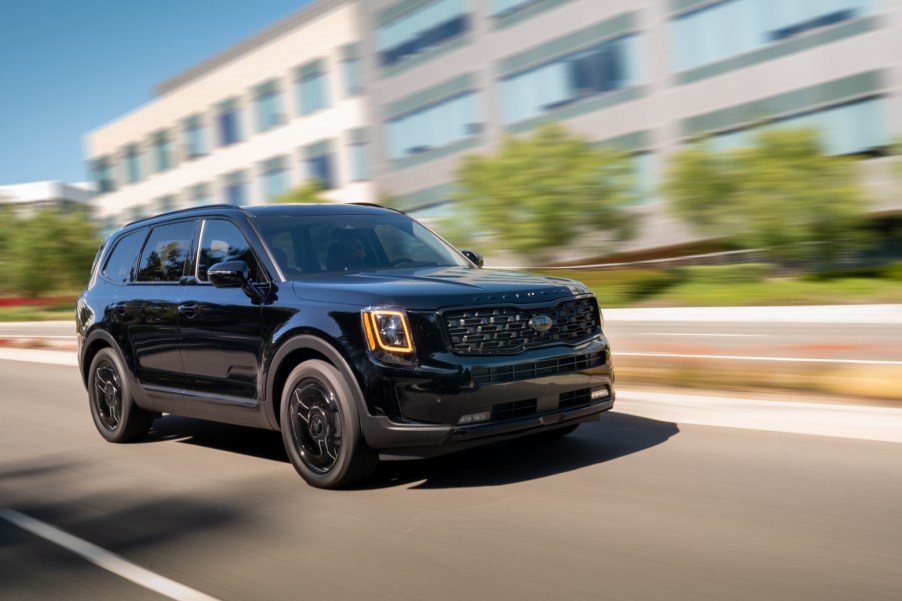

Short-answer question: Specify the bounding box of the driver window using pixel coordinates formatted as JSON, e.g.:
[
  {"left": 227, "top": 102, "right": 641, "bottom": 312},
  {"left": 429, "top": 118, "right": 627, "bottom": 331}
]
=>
[{"left": 196, "top": 220, "right": 260, "bottom": 282}]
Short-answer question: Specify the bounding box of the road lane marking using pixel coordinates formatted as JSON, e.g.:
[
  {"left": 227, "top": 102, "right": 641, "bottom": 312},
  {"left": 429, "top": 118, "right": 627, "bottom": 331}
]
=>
[
  {"left": 0, "top": 509, "right": 223, "bottom": 601},
  {"left": 634, "top": 333, "right": 767, "bottom": 337},
  {"left": 0, "top": 349, "right": 77, "bottom": 366},
  {"left": 618, "top": 351, "right": 902, "bottom": 366},
  {"left": 614, "top": 389, "right": 902, "bottom": 443},
  {"left": 0, "top": 335, "right": 77, "bottom": 339}
]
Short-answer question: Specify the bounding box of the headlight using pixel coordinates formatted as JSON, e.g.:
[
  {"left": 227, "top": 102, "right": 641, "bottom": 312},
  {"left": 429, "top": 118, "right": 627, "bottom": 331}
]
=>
[{"left": 362, "top": 308, "right": 414, "bottom": 354}]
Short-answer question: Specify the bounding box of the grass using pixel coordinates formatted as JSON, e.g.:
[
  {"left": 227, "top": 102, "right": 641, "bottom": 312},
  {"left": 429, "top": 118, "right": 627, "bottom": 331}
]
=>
[
  {"left": 0, "top": 303, "right": 75, "bottom": 322},
  {"left": 532, "top": 268, "right": 902, "bottom": 307}
]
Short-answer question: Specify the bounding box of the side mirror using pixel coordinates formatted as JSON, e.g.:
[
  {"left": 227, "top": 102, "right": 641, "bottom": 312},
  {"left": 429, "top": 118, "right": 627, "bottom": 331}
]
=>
[
  {"left": 208, "top": 261, "right": 250, "bottom": 288},
  {"left": 461, "top": 250, "right": 484, "bottom": 268}
]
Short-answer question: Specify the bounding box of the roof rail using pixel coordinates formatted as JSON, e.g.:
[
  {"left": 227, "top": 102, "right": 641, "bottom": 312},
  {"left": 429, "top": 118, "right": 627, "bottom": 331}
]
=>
[{"left": 125, "top": 204, "right": 244, "bottom": 227}]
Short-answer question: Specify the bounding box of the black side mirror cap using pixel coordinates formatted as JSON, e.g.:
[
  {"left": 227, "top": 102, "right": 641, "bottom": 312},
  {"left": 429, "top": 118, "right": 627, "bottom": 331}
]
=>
[
  {"left": 461, "top": 250, "right": 484, "bottom": 268},
  {"left": 208, "top": 261, "right": 249, "bottom": 288}
]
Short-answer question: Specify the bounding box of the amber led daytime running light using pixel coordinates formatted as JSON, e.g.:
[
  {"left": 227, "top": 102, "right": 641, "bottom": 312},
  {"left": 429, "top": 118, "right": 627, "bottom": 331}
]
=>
[{"left": 367, "top": 310, "right": 413, "bottom": 353}]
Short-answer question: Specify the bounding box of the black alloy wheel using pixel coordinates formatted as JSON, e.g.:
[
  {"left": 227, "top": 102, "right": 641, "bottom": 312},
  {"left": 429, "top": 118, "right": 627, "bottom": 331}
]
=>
[
  {"left": 288, "top": 380, "right": 344, "bottom": 474},
  {"left": 87, "top": 348, "right": 154, "bottom": 443},
  {"left": 280, "top": 360, "right": 378, "bottom": 489}
]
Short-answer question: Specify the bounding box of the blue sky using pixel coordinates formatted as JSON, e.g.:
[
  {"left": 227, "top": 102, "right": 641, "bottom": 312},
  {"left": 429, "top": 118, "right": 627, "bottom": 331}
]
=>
[{"left": 0, "top": 0, "right": 312, "bottom": 185}]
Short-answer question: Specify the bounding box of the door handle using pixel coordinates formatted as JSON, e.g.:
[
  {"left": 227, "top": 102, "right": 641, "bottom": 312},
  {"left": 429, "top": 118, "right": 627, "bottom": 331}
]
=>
[{"left": 178, "top": 304, "right": 198, "bottom": 319}]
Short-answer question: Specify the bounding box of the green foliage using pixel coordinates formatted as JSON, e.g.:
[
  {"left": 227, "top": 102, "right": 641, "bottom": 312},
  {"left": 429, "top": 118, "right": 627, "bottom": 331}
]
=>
[
  {"left": 0, "top": 205, "right": 22, "bottom": 294},
  {"left": 530, "top": 268, "right": 678, "bottom": 307},
  {"left": 273, "top": 181, "right": 328, "bottom": 204},
  {"left": 445, "top": 124, "right": 639, "bottom": 263},
  {"left": 678, "top": 263, "right": 773, "bottom": 285},
  {"left": 4, "top": 208, "right": 101, "bottom": 297},
  {"left": 884, "top": 261, "right": 902, "bottom": 282},
  {"left": 665, "top": 128, "right": 872, "bottom": 266}
]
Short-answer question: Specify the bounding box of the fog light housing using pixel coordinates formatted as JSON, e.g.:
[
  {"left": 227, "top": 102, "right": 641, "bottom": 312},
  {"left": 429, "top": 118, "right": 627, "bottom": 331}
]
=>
[
  {"left": 458, "top": 411, "right": 491, "bottom": 425},
  {"left": 591, "top": 387, "right": 610, "bottom": 400}
]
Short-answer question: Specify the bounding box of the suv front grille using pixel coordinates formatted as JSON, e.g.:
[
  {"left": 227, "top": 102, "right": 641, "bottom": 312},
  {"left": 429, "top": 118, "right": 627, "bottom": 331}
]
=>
[
  {"left": 443, "top": 298, "right": 599, "bottom": 354},
  {"left": 470, "top": 350, "right": 606, "bottom": 385}
]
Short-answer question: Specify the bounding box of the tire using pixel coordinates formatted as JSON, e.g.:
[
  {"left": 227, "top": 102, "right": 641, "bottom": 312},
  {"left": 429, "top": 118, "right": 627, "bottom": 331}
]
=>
[
  {"left": 88, "top": 348, "right": 154, "bottom": 443},
  {"left": 280, "top": 360, "right": 379, "bottom": 489}
]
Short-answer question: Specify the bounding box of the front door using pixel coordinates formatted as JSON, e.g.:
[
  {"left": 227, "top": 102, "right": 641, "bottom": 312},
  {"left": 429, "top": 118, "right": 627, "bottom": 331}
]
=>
[{"left": 178, "top": 218, "right": 264, "bottom": 407}]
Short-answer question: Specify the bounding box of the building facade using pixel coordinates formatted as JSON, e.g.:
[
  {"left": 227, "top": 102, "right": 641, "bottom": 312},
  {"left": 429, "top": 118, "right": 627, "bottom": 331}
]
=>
[
  {"left": 0, "top": 181, "right": 95, "bottom": 216},
  {"left": 86, "top": 0, "right": 901, "bottom": 258}
]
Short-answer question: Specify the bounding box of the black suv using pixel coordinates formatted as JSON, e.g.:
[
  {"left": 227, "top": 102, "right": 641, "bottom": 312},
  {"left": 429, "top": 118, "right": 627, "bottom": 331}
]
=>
[{"left": 77, "top": 204, "right": 614, "bottom": 488}]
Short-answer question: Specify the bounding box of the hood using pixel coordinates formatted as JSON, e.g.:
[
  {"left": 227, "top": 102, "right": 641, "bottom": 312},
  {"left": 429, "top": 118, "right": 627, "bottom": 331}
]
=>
[{"left": 291, "top": 267, "right": 591, "bottom": 310}]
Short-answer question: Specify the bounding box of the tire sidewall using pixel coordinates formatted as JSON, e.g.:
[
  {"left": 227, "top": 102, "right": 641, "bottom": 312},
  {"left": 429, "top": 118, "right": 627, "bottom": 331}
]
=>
[
  {"left": 88, "top": 347, "right": 137, "bottom": 443},
  {"left": 280, "top": 359, "right": 364, "bottom": 489}
]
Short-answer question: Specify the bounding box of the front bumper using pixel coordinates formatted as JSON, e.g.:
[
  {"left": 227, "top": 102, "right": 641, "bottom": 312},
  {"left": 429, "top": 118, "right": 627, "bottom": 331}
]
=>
[{"left": 358, "top": 337, "right": 614, "bottom": 458}]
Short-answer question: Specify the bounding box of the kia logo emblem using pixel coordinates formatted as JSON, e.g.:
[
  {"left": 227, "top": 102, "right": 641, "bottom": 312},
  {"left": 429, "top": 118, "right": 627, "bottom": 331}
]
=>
[{"left": 528, "top": 314, "right": 553, "bottom": 333}]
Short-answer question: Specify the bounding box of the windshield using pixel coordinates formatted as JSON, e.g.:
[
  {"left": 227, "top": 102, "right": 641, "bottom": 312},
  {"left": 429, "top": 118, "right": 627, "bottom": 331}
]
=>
[{"left": 254, "top": 212, "right": 471, "bottom": 277}]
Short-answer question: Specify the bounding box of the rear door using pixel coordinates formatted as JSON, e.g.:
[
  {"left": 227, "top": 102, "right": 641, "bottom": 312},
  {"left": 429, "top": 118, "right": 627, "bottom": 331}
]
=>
[{"left": 118, "top": 220, "right": 196, "bottom": 392}]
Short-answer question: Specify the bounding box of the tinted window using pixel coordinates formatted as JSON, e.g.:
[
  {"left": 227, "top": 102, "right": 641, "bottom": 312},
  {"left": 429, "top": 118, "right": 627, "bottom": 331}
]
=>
[
  {"left": 136, "top": 221, "right": 194, "bottom": 282},
  {"left": 102, "top": 229, "right": 148, "bottom": 283},
  {"left": 196, "top": 220, "right": 259, "bottom": 282},
  {"left": 256, "top": 213, "right": 470, "bottom": 277}
]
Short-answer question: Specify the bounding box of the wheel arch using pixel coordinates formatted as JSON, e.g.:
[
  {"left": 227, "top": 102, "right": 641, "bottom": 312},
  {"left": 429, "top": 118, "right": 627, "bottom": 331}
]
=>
[{"left": 265, "top": 335, "right": 367, "bottom": 432}]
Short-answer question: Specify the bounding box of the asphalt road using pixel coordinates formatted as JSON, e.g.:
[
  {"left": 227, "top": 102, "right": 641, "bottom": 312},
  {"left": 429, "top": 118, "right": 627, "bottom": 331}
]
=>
[{"left": 2, "top": 359, "right": 901, "bottom": 601}]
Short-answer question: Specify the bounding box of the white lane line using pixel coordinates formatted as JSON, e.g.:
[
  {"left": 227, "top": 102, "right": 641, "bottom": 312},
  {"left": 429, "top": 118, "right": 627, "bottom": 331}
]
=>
[
  {"left": 618, "top": 351, "right": 902, "bottom": 366},
  {"left": 0, "top": 335, "right": 77, "bottom": 340},
  {"left": 0, "top": 509, "right": 223, "bottom": 601},
  {"left": 634, "top": 333, "right": 767, "bottom": 338},
  {"left": 0, "top": 348, "right": 77, "bottom": 366},
  {"left": 614, "top": 389, "right": 902, "bottom": 443}
]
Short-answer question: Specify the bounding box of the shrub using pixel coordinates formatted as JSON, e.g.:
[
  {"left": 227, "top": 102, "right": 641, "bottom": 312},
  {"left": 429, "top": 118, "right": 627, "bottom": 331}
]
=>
[{"left": 678, "top": 263, "right": 773, "bottom": 285}]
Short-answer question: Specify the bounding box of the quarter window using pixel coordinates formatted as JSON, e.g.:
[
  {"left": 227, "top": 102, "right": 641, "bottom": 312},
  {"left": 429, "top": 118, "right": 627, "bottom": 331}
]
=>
[
  {"left": 102, "top": 229, "right": 148, "bottom": 283},
  {"left": 136, "top": 221, "right": 194, "bottom": 282}
]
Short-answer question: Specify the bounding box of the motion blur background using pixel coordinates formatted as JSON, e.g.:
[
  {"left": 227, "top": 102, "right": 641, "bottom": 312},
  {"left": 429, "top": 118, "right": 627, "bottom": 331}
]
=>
[{"left": 1, "top": 0, "right": 901, "bottom": 396}]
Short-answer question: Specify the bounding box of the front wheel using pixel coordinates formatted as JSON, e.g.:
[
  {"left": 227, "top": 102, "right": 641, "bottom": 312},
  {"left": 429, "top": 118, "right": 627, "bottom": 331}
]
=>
[
  {"left": 87, "top": 348, "right": 154, "bottom": 442},
  {"left": 280, "top": 360, "right": 378, "bottom": 489}
]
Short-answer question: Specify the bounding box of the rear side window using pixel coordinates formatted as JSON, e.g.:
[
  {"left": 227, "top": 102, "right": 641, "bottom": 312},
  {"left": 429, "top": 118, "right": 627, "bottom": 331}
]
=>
[
  {"left": 136, "top": 221, "right": 194, "bottom": 282},
  {"left": 102, "top": 229, "right": 148, "bottom": 283}
]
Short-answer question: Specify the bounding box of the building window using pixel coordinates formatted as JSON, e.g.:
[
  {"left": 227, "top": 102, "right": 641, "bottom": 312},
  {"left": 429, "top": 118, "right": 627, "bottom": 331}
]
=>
[
  {"left": 254, "top": 80, "right": 285, "bottom": 132},
  {"left": 183, "top": 115, "right": 207, "bottom": 159},
  {"left": 349, "top": 142, "right": 370, "bottom": 181},
  {"left": 304, "top": 141, "right": 336, "bottom": 189},
  {"left": 91, "top": 157, "right": 115, "bottom": 194},
  {"left": 710, "top": 96, "right": 887, "bottom": 156},
  {"left": 377, "top": 0, "right": 469, "bottom": 68},
  {"left": 124, "top": 144, "right": 142, "bottom": 184},
  {"left": 188, "top": 183, "right": 213, "bottom": 207},
  {"left": 387, "top": 92, "right": 482, "bottom": 160},
  {"left": 343, "top": 57, "right": 363, "bottom": 96},
  {"left": 155, "top": 195, "right": 177, "bottom": 214},
  {"left": 296, "top": 60, "right": 330, "bottom": 115},
  {"left": 501, "top": 34, "right": 642, "bottom": 125},
  {"left": 260, "top": 156, "right": 291, "bottom": 201},
  {"left": 673, "top": 0, "right": 877, "bottom": 73},
  {"left": 222, "top": 171, "right": 247, "bottom": 205},
  {"left": 152, "top": 131, "right": 174, "bottom": 173},
  {"left": 217, "top": 98, "right": 243, "bottom": 146},
  {"left": 491, "top": 0, "right": 536, "bottom": 16}
]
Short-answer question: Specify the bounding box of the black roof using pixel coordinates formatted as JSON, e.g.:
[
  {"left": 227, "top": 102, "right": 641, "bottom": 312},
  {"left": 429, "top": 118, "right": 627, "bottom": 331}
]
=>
[{"left": 122, "top": 203, "right": 398, "bottom": 230}]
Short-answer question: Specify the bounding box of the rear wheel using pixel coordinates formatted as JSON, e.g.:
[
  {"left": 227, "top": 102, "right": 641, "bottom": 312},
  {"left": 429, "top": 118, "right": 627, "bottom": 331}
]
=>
[
  {"left": 280, "top": 360, "right": 378, "bottom": 489},
  {"left": 88, "top": 348, "right": 154, "bottom": 442}
]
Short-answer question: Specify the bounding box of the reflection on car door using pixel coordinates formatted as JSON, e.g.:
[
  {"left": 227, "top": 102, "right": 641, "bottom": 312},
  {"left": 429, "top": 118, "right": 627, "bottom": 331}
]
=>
[{"left": 178, "top": 219, "right": 264, "bottom": 414}]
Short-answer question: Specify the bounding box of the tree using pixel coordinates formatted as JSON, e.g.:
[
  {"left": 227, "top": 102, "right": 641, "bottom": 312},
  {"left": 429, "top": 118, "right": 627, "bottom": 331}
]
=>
[
  {"left": 664, "top": 127, "right": 872, "bottom": 266},
  {"left": 273, "top": 181, "right": 328, "bottom": 204},
  {"left": 444, "top": 124, "right": 638, "bottom": 263},
  {"left": 6, "top": 207, "right": 101, "bottom": 297},
  {"left": 0, "top": 204, "right": 22, "bottom": 294}
]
